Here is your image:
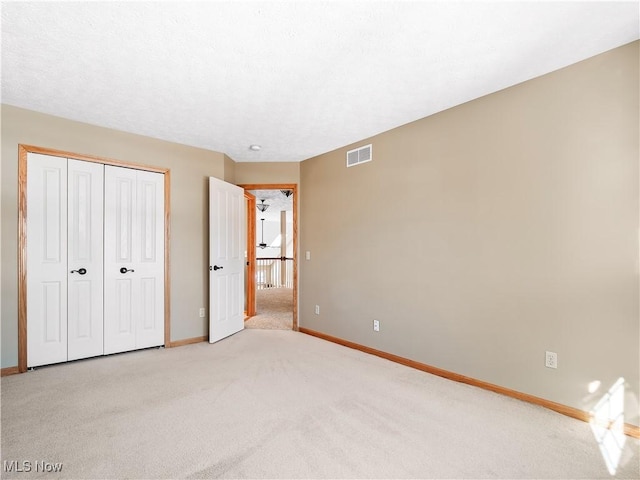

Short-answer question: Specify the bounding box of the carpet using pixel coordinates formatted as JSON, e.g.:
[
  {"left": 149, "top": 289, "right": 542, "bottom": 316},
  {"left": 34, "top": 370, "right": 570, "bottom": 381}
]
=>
[
  {"left": 1, "top": 329, "right": 638, "bottom": 479},
  {"left": 245, "top": 287, "right": 293, "bottom": 330}
]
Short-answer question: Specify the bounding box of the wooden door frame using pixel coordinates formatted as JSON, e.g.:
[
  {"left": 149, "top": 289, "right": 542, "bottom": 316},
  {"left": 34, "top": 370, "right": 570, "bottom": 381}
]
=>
[
  {"left": 17, "top": 144, "right": 171, "bottom": 373},
  {"left": 244, "top": 191, "right": 257, "bottom": 318},
  {"left": 238, "top": 184, "right": 298, "bottom": 331}
]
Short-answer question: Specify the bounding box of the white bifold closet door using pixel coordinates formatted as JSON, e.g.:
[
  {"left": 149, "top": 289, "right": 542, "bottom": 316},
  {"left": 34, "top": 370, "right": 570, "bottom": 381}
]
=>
[
  {"left": 27, "top": 154, "right": 165, "bottom": 368},
  {"left": 27, "top": 154, "right": 104, "bottom": 367},
  {"left": 103, "top": 165, "right": 165, "bottom": 354}
]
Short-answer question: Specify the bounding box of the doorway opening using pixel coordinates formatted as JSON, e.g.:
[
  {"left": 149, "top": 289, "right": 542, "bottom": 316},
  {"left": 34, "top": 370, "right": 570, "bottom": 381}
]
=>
[{"left": 239, "top": 184, "right": 298, "bottom": 331}]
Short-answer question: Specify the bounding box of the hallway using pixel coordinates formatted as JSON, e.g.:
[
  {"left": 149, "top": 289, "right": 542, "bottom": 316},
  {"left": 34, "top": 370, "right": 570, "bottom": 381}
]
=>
[{"left": 244, "top": 287, "right": 293, "bottom": 330}]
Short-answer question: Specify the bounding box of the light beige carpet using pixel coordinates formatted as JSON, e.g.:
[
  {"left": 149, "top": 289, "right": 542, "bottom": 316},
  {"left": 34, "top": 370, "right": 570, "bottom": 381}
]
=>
[
  {"left": 245, "top": 287, "right": 293, "bottom": 330},
  {"left": 1, "top": 329, "right": 639, "bottom": 479}
]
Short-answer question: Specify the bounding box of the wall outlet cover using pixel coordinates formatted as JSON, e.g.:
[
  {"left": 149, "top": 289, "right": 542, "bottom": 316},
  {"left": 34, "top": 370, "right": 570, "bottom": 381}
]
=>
[{"left": 545, "top": 351, "right": 558, "bottom": 369}]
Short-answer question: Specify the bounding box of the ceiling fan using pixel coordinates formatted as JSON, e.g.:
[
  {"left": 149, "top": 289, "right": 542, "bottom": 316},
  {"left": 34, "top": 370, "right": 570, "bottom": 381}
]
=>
[{"left": 257, "top": 218, "right": 278, "bottom": 249}]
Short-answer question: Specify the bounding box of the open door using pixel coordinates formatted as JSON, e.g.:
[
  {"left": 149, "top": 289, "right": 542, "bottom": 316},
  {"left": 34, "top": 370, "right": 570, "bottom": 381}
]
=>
[{"left": 209, "top": 177, "right": 245, "bottom": 343}]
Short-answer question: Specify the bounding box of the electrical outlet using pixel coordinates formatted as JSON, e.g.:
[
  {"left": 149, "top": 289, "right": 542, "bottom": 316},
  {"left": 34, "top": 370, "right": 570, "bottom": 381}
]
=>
[
  {"left": 545, "top": 351, "right": 558, "bottom": 369},
  {"left": 373, "top": 319, "right": 380, "bottom": 332},
  {"left": 199, "top": 308, "right": 205, "bottom": 318},
  {"left": 306, "top": 251, "right": 311, "bottom": 260},
  {"left": 315, "top": 305, "right": 320, "bottom": 315}
]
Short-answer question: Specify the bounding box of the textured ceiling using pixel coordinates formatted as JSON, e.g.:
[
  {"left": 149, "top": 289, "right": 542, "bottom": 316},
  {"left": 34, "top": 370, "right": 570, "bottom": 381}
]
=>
[
  {"left": 2, "top": 2, "right": 638, "bottom": 162},
  {"left": 250, "top": 189, "right": 293, "bottom": 222}
]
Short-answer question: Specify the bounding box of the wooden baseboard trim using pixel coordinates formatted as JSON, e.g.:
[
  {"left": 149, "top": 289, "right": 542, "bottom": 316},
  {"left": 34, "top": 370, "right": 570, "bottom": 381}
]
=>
[
  {"left": 168, "top": 336, "right": 207, "bottom": 348},
  {"left": 298, "top": 327, "right": 639, "bottom": 439},
  {"left": 625, "top": 422, "right": 639, "bottom": 438},
  {"left": 1, "top": 366, "right": 21, "bottom": 377}
]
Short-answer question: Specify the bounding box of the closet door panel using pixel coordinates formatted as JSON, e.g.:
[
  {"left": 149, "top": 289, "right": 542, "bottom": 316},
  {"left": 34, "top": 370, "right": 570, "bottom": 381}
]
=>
[
  {"left": 27, "top": 153, "right": 68, "bottom": 367},
  {"left": 134, "top": 170, "right": 165, "bottom": 349},
  {"left": 67, "top": 160, "right": 104, "bottom": 361},
  {"left": 104, "top": 166, "right": 138, "bottom": 354}
]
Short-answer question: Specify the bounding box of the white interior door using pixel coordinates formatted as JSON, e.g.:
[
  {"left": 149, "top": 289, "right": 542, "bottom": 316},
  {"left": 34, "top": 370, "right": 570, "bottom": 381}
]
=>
[
  {"left": 27, "top": 153, "right": 68, "bottom": 367},
  {"left": 104, "top": 166, "right": 165, "bottom": 354},
  {"left": 67, "top": 159, "right": 104, "bottom": 361},
  {"left": 209, "top": 177, "right": 245, "bottom": 343}
]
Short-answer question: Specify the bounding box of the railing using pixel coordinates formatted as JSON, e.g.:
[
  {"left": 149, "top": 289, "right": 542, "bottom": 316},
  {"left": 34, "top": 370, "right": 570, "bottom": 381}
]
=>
[{"left": 256, "top": 257, "right": 293, "bottom": 289}]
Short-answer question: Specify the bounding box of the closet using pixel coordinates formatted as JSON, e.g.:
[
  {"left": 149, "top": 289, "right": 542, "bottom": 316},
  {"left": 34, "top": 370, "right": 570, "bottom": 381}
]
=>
[{"left": 26, "top": 152, "right": 165, "bottom": 368}]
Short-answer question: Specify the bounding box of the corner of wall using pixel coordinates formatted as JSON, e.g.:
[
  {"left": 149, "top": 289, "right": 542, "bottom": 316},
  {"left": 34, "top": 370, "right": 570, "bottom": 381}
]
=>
[{"left": 224, "top": 154, "right": 236, "bottom": 184}]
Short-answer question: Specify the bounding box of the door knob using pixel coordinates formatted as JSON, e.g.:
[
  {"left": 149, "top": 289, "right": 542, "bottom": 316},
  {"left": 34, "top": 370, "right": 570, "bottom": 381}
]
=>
[
  {"left": 212, "top": 265, "right": 223, "bottom": 271},
  {"left": 70, "top": 268, "right": 87, "bottom": 275},
  {"left": 120, "top": 267, "right": 135, "bottom": 274}
]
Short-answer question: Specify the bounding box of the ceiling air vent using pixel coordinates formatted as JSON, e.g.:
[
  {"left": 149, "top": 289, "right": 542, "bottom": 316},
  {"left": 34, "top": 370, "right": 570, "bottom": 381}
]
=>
[{"left": 346, "top": 144, "right": 372, "bottom": 168}]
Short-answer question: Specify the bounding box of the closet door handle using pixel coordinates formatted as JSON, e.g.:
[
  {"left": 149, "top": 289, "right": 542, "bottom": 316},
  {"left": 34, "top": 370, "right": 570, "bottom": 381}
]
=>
[
  {"left": 119, "top": 267, "right": 135, "bottom": 274},
  {"left": 70, "top": 268, "right": 87, "bottom": 275}
]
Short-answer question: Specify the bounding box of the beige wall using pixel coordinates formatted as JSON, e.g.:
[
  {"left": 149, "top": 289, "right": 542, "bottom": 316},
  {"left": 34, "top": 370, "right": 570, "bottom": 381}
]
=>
[
  {"left": 224, "top": 154, "right": 236, "bottom": 183},
  {"left": 300, "top": 42, "right": 639, "bottom": 425},
  {"left": 1, "top": 106, "right": 226, "bottom": 366},
  {"left": 235, "top": 161, "right": 300, "bottom": 185}
]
